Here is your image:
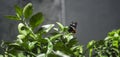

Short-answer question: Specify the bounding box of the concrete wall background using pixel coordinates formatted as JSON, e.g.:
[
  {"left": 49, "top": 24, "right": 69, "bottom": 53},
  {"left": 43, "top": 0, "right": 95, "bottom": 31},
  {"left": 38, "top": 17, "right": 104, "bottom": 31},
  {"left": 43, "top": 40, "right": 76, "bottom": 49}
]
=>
[{"left": 65, "top": 0, "right": 120, "bottom": 44}]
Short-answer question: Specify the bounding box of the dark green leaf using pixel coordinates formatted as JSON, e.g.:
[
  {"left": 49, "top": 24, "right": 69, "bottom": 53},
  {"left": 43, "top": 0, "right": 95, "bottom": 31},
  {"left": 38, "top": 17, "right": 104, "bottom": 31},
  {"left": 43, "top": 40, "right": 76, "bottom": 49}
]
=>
[
  {"left": 67, "top": 38, "right": 78, "bottom": 47},
  {"left": 23, "top": 3, "right": 33, "bottom": 19},
  {"left": 14, "top": 5, "right": 23, "bottom": 17},
  {"left": 5, "top": 15, "right": 20, "bottom": 20},
  {"left": 30, "top": 12, "right": 44, "bottom": 29}
]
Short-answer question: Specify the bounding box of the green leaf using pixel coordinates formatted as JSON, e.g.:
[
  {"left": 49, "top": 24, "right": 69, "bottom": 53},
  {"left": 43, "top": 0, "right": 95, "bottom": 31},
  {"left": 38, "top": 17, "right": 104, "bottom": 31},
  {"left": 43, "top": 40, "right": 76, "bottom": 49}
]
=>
[
  {"left": 71, "top": 45, "right": 83, "bottom": 56},
  {"left": 0, "top": 55, "right": 3, "bottom": 57},
  {"left": 17, "top": 34, "right": 26, "bottom": 39},
  {"left": 64, "top": 33, "right": 74, "bottom": 42},
  {"left": 28, "top": 41, "right": 37, "bottom": 50},
  {"left": 45, "top": 38, "right": 53, "bottom": 55},
  {"left": 89, "top": 49, "right": 93, "bottom": 57},
  {"left": 50, "top": 34, "right": 62, "bottom": 41},
  {"left": 5, "top": 15, "right": 20, "bottom": 20},
  {"left": 18, "top": 23, "right": 30, "bottom": 35},
  {"left": 17, "top": 52, "right": 25, "bottom": 57},
  {"left": 53, "top": 51, "right": 70, "bottom": 57},
  {"left": 87, "top": 40, "right": 95, "bottom": 49},
  {"left": 56, "top": 22, "right": 64, "bottom": 32},
  {"left": 87, "top": 40, "right": 95, "bottom": 57},
  {"left": 112, "top": 40, "right": 118, "bottom": 48},
  {"left": 42, "top": 24, "right": 55, "bottom": 33},
  {"left": 67, "top": 38, "right": 78, "bottom": 47},
  {"left": 30, "top": 12, "right": 44, "bottom": 29},
  {"left": 37, "top": 53, "right": 45, "bottom": 57},
  {"left": 14, "top": 5, "right": 23, "bottom": 17},
  {"left": 23, "top": 3, "right": 33, "bottom": 19}
]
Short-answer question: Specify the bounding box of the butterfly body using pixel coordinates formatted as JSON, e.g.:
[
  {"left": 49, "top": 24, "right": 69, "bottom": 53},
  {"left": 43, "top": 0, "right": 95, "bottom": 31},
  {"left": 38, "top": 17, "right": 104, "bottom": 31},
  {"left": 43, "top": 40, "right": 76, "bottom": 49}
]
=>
[{"left": 68, "top": 22, "right": 77, "bottom": 33}]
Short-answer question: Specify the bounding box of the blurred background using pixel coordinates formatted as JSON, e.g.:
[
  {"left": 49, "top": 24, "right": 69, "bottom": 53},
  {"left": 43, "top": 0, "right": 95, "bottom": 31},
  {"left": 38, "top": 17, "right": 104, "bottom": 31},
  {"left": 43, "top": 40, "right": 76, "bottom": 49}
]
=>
[{"left": 0, "top": 0, "right": 120, "bottom": 46}]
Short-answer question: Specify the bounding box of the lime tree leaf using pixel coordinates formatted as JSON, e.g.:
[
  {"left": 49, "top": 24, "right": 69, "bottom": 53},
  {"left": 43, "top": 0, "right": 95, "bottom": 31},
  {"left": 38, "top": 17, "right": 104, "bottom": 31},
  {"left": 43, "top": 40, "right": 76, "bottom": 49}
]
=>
[
  {"left": 23, "top": 3, "right": 33, "bottom": 19},
  {"left": 87, "top": 40, "right": 95, "bottom": 57},
  {"left": 87, "top": 40, "right": 95, "bottom": 49},
  {"left": 42, "top": 24, "right": 54, "bottom": 33},
  {"left": 17, "top": 34, "right": 26, "bottom": 39},
  {"left": 53, "top": 51, "right": 70, "bottom": 57},
  {"left": 5, "top": 15, "right": 20, "bottom": 20},
  {"left": 0, "top": 55, "right": 3, "bottom": 57},
  {"left": 64, "top": 33, "right": 74, "bottom": 42},
  {"left": 56, "top": 22, "right": 64, "bottom": 32},
  {"left": 14, "top": 5, "right": 23, "bottom": 17},
  {"left": 50, "top": 34, "right": 62, "bottom": 41},
  {"left": 30, "top": 12, "right": 44, "bottom": 29},
  {"left": 18, "top": 23, "right": 30, "bottom": 35},
  {"left": 17, "top": 52, "right": 25, "bottom": 57},
  {"left": 67, "top": 38, "right": 78, "bottom": 47},
  {"left": 37, "top": 53, "right": 45, "bottom": 57},
  {"left": 71, "top": 45, "right": 83, "bottom": 56},
  {"left": 112, "top": 40, "right": 118, "bottom": 48},
  {"left": 45, "top": 38, "right": 53, "bottom": 55},
  {"left": 28, "top": 41, "right": 37, "bottom": 50}
]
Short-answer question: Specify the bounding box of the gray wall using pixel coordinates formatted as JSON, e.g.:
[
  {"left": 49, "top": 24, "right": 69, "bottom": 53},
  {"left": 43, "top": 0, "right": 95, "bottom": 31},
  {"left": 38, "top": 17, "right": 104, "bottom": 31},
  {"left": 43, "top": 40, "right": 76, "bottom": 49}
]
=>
[{"left": 65, "top": 0, "right": 120, "bottom": 44}]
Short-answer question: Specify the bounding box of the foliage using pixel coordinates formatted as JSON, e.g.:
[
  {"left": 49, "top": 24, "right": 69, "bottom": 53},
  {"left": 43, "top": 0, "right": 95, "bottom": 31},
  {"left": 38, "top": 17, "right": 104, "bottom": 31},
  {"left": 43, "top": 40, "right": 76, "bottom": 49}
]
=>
[
  {"left": 0, "top": 3, "right": 84, "bottom": 57},
  {"left": 87, "top": 29, "right": 120, "bottom": 57}
]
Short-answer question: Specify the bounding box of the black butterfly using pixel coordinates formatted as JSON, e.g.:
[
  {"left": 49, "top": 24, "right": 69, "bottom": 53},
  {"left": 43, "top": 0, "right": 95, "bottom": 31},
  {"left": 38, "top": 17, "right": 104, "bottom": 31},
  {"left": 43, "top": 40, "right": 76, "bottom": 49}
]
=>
[{"left": 68, "top": 22, "right": 77, "bottom": 33}]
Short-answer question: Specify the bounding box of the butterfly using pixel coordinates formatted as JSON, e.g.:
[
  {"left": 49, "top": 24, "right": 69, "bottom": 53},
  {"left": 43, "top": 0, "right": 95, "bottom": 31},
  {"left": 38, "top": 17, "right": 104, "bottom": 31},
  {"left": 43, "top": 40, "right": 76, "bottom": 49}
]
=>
[{"left": 68, "top": 22, "right": 77, "bottom": 33}]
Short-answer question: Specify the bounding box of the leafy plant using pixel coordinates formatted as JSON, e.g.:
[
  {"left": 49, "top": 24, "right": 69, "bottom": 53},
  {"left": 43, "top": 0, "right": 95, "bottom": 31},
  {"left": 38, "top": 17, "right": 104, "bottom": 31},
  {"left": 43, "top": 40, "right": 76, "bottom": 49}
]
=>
[
  {"left": 0, "top": 3, "right": 84, "bottom": 57},
  {"left": 87, "top": 29, "right": 120, "bottom": 57}
]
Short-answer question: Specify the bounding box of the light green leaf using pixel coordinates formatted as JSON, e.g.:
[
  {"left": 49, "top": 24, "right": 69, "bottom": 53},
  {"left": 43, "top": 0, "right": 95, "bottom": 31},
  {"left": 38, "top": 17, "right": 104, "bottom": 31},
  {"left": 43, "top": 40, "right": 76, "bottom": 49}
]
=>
[
  {"left": 45, "top": 38, "right": 53, "bottom": 55},
  {"left": 30, "top": 12, "right": 44, "bottom": 29},
  {"left": 87, "top": 40, "right": 95, "bottom": 57},
  {"left": 87, "top": 40, "right": 95, "bottom": 49},
  {"left": 37, "top": 53, "right": 45, "bottom": 57},
  {"left": 56, "top": 22, "right": 64, "bottom": 32},
  {"left": 42, "top": 24, "right": 54, "bottom": 33},
  {"left": 23, "top": 3, "right": 33, "bottom": 19},
  {"left": 53, "top": 51, "right": 70, "bottom": 57},
  {"left": 50, "top": 34, "right": 62, "bottom": 41},
  {"left": 112, "top": 40, "right": 118, "bottom": 48},
  {"left": 18, "top": 23, "right": 30, "bottom": 35},
  {"left": 64, "top": 33, "right": 73, "bottom": 42},
  {"left": 89, "top": 49, "right": 93, "bottom": 57},
  {"left": 14, "top": 5, "right": 23, "bottom": 17},
  {"left": 5, "top": 15, "right": 20, "bottom": 20},
  {"left": 0, "top": 55, "right": 3, "bottom": 57},
  {"left": 17, "top": 34, "right": 26, "bottom": 39},
  {"left": 17, "top": 52, "right": 25, "bottom": 57},
  {"left": 28, "top": 41, "right": 37, "bottom": 50}
]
